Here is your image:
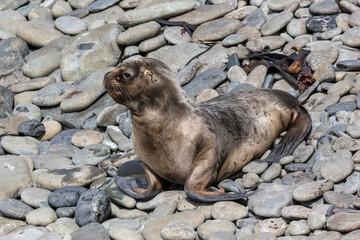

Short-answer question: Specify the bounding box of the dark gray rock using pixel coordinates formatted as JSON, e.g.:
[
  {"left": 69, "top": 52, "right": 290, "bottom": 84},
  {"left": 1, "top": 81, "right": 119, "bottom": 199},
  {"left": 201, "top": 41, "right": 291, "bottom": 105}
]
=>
[
  {"left": 0, "top": 51, "right": 24, "bottom": 76},
  {"left": 56, "top": 206, "right": 77, "bottom": 218},
  {"left": 183, "top": 68, "right": 227, "bottom": 97},
  {"left": 48, "top": 186, "right": 88, "bottom": 208},
  {"left": 87, "top": 0, "right": 120, "bottom": 12},
  {"left": 75, "top": 188, "right": 111, "bottom": 227},
  {"left": 242, "top": 9, "right": 266, "bottom": 30},
  {"left": 49, "top": 129, "right": 82, "bottom": 145},
  {"left": 0, "top": 86, "right": 14, "bottom": 118},
  {"left": 325, "top": 101, "right": 356, "bottom": 115},
  {"left": 0, "top": 198, "right": 33, "bottom": 220},
  {"left": 17, "top": 119, "right": 45, "bottom": 137},
  {"left": 306, "top": 15, "right": 337, "bottom": 32},
  {"left": 337, "top": 60, "right": 360, "bottom": 71},
  {"left": 226, "top": 53, "right": 240, "bottom": 70},
  {"left": 71, "top": 222, "right": 110, "bottom": 240}
]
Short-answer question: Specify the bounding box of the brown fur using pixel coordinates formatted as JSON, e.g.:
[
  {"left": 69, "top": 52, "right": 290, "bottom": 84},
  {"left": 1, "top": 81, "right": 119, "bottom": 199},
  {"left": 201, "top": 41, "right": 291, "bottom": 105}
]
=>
[{"left": 103, "top": 57, "right": 312, "bottom": 202}]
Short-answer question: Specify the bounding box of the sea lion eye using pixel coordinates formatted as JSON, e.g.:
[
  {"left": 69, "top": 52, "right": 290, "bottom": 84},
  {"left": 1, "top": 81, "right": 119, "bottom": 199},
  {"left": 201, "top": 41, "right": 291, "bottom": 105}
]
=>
[{"left": 123, "top": 72, "right": 132, "bottom": 78}]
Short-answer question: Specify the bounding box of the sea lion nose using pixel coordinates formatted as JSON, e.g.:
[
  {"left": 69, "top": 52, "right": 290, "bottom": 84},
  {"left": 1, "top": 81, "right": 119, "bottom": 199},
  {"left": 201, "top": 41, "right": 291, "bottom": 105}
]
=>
[{"left": 104, "top": 71, "right": 111, "bottom": 79}]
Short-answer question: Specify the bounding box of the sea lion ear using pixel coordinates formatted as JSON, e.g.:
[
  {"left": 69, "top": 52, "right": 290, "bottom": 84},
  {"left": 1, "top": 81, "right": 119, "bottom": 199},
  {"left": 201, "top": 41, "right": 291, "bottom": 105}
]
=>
[{"left": 144, "top": 70, "right": 155, "bottom": 82}]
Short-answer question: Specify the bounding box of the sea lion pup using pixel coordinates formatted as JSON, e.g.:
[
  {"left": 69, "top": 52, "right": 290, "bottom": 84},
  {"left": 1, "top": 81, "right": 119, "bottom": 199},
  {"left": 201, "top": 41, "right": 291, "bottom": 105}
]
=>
[{"left": 103, "top": 57, "right": 312, "bottom": 202}]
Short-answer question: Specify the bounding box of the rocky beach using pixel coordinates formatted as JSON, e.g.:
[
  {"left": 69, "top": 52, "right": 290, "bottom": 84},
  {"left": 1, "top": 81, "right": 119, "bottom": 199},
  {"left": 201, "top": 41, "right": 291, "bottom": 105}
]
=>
[{"left": 1, "top": 0, "right": 360, "bottom": 239}]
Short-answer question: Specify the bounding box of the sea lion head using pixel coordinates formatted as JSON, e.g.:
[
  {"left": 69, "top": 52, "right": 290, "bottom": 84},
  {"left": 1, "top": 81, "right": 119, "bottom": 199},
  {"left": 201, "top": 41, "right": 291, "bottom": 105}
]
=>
[{"left": 103, "top": 58, "right": 180, "bottom": 108}]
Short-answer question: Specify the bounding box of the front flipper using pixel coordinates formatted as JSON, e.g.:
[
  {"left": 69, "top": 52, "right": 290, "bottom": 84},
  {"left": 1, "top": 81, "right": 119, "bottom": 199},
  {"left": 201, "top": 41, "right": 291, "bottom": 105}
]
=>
[{"left": 115, "top": 166, "right": 164, "bottom": 200}]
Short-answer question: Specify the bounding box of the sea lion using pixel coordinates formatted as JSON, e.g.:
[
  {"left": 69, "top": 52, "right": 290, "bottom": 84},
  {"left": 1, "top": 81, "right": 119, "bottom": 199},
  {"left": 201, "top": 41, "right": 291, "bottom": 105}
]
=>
[{"left": 103, "top": 57, "right": 312, "bottom": 202}]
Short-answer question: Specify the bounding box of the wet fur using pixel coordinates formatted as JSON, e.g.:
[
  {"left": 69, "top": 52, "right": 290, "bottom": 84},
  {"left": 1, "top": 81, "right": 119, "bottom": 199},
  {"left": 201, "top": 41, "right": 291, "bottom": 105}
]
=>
[{"left": 103, "top": 58, "right": 312, "bottom": 202}]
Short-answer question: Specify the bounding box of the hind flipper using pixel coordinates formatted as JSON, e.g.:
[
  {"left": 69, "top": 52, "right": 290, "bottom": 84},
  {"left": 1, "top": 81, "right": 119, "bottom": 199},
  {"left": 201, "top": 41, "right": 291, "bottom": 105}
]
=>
[{"left": 264, "top": 106, "right": 312, "bottom": 164}]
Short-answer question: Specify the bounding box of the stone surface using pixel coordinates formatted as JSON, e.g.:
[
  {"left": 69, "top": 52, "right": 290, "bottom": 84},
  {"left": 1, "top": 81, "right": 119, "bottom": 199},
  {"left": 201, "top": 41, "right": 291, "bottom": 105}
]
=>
[
  {"left": 16, "top": 19, "right": 63, "bottom": 48},
  {"left": 118, "top": 0, "right": 196, "bottom": 26},
  {"left": 32, "top": 165, "right": 106, "bottom": 191},
  {"left": 248, "top": 182, "right": 295, "bottom": 218},
  {"left": 192, "top": 18, "right": 242, "bottom": 42},
  {"left": 292, "top": 179, "right": 334, "bottom": 202}
]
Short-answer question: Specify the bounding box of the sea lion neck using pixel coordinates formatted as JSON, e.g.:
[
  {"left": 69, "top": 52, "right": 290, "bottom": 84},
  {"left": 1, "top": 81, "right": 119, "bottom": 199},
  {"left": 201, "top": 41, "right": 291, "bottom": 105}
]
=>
[{"left": 128, "top": 82, "right": 190, "bottom": 119}]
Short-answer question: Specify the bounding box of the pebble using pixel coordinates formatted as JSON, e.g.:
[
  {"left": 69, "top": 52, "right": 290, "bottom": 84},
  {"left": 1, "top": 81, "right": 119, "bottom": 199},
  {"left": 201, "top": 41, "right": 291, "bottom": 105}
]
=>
[
  {"left": 117, "top": 21, "right": 160, "bottom": 45},
  {"left": 70, "top": 222, "right": 110, "bottom": 240},
  {"left": 227, "top": 65, "right": 247, "bottom": 83},
  {"left": 26, "top": 207, "right": 57, "bottom": 227},
  {"left": 210, "top": 201, "right": 248, "bottom": 221},
  {"left": 183, "top": 68, "right": 227, "bottom": 97},
  {"left": 323, "top": 191, "right": 357, "bottom": 208},
  {"left": 0, "top": 225, "right": 49, "bottom": 240},
  {"left": 248, "top": 182, "right": 295, "bottom": 218},
  {"left": 118, "top": 0, "right": 196, "bottom": 26},
  {"left": 60, "top": 67, "right": 112, "bottom": 112},
  {"left": 0, "top": 198, "right": 33, "bottom": 220},
  {"left": 17, "top": 119, "right": 45, "bottom": 137},
  {"left": 46, "top": 217, "right": 79, "bottom": 235},
  {"left": 109, "top": 226, "right": 144, "bottom": 240},
  {"left": 0, "top": 155, "right": 31, "bottom": 199},
  {"left": 192, "top": 18, "right": 242, "bottom": 42},
  {"left": 171, "top": 3, "right": 235, "bottom": 25},
  {"left": 260, "top": 11, "right": 293, "bottom": 36},
  {"left": 255, "top": 218, "right": 287, "bottom": 237},
  {"left": 32, "top": 165, "right": 106, "bottom": 191},
  {"left": 197, "top": 219, "right": 236, "bottom": 240},
  {"left": 48, "top": 186, "right": 87, "bottom": 208},
  {"left": 142, "top": 210, "right": 204, "bottom": 240},
  {"left": 160, "top": 221, "right": 196, "bottom": 240},
  {"left": 281, "top": 205, "right": 311, "bottom": 220},
  {"left": 287, "top": 220, "right": 310, "bottom": 236},
  {"left": 341, "top": 27, "right": 360, "bottom": 47},
  {"left": 164, "top": 26, "right": 191, "bottom": 45},
  {"left": 20, "top": 187, "right": 52, "bottom": 208},
  {"left": 52, "top": 0, "right": 72, "bottom": 18},
  {"left": 136, "top": 190, "right": 187, "bottom": 210},
  {"left": 244, "top": 65, "right": 267, "bottom": 88},
  {"left": 306, "top": 15, "right": 337, "bottom": 33},
  {"left": 287, "top": 18, "right": 307, "bottom": 37},
  {"left": 309, "top": 0, "right": 339, "bottom": 15},
  {"left": 54, "top": 16, "right": 87, "bottom": 35},
  {"left": 71, "top": 130, "right": 103, "bottom": 148},
  {"left": 327, "top": 212, "right": 360, "bottom": 232},
  {"left": 1, "top": 136, "right": 39, "bottom": 155},
  {"left": 292, "top": 179, "right": 334, "bottom": 202},
  {"left": 12, "top": 102, "right": 41, "bottom": 121},
  {"left": 320, "top": 149, "right": 353, "bottom": 183},
  {"left": 261, "top": 163, "right": 281, "bottom": 181},
  {"left": 40, "top": 120, "right": 62, "bottom": 141},
  {"left": 242, "top": 160, "right": 268, "bottom": 174},
  {"left": 16, "top": 19, "right": 63, "bottom": 48},
  {"left": 9, "top": 76, "right": 56, "bottom": 93},
  {"left": 242, "top": 9, "right": 266, "bottom": 30}
]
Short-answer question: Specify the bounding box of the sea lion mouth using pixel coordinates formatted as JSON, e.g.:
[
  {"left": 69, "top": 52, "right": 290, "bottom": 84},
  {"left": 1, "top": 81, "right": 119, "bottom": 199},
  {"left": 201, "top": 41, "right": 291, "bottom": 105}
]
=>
[{"left": 104, "top": 81, "right": 130, "bottom": 102}]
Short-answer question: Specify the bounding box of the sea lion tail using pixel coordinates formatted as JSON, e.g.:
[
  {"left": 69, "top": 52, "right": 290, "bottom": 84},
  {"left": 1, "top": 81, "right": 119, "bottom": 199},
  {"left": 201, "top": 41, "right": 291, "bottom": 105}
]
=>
[{"left": 264, "top": 105, "right": 312, "bottom": 164}]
